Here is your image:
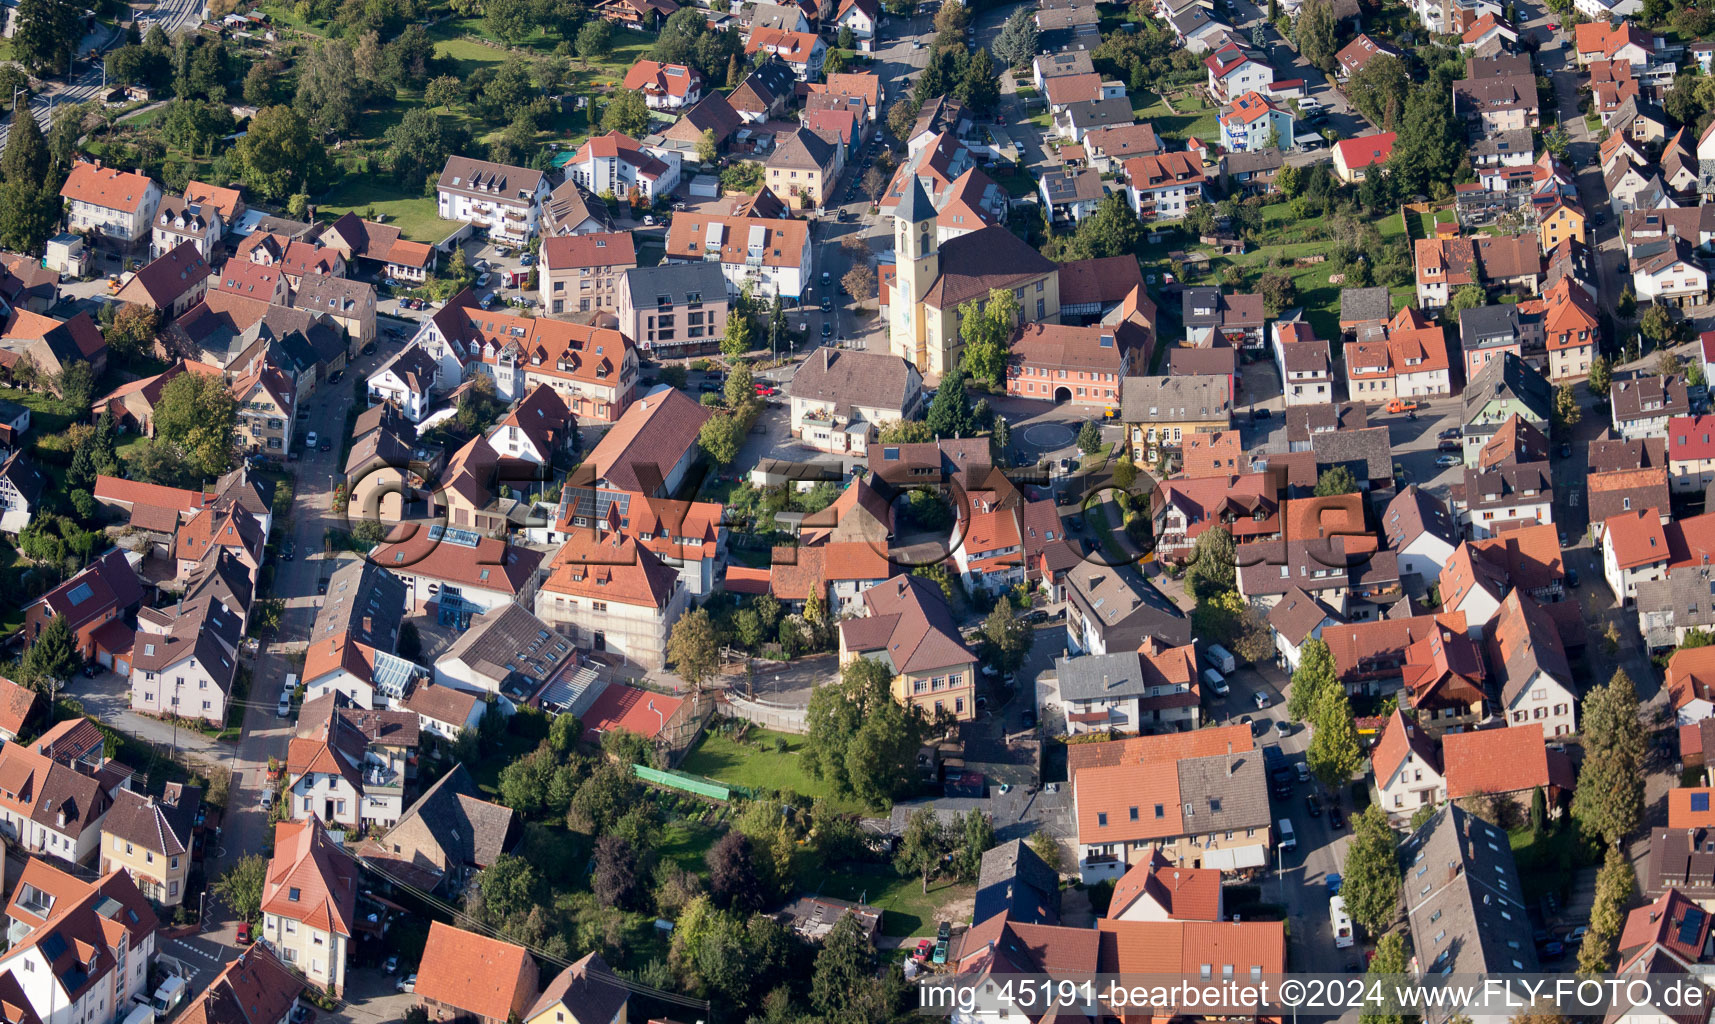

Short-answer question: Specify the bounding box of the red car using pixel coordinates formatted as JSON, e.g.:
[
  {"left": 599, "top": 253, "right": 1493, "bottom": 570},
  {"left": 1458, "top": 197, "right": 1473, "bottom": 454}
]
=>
[
  {"left": 754, "top": 383, "right": 778, "bottom": 396},
  {"left": 236, "top": 922, "right": 253, "bottom": 945},
  {"left": 914, "top": 939, "right": 933, "bottom": 960}
]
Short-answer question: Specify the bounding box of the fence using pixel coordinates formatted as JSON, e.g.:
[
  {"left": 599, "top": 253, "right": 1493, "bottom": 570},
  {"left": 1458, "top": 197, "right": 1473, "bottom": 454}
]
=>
[
  {"left": 720, "top": 691, "right": 810, "bottom": 734},
  {"left": 632, "top": 764, "right": 754, "bottom": 802}
]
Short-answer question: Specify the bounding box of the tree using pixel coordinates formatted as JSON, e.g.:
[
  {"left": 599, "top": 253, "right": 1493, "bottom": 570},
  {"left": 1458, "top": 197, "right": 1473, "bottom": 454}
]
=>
[
  {"left": 0, "top": 111, "right": 47, "bottom": 186},
  {"left": 21, "top": 613, "right": 79, "bottom": 687},
  {"left": 695, "top": 127, "right": 719, "bottom": 165},
  {"left": 1314, "top": 465, "right": 1360, "bottom": 497},
  {"left": 724, "top": 364, "right": 755, "bottom": 408},
  {"left": 1389, "top": 85, "right": 1464, "bottom": 197},
  {"left": 925, "top": 368, "right": 976, "bottom": 439},
  {"left": 1579, "top": 844, "right": 1637, "bottom": 973},
  {"left": 982, "top": 596, "right": 1030, "bottom": 671},
  {"left": 843, "top": 262, "right": 877, "bottom": 303},
  {"left": 1572, "top": 668, "right": 1646, "bottom": 846},
  {"left": 897, "top": 806, "right": 947, "bottom": 892},
  {"left": 1553, "top": 382, "right": 1581, "bottom": 433},
  {"left": 811, "top": 914, "right": 894, "bottom": 1024},
  {"left": 956, "top": 48, "right": 1000, "bottom": 113},
  {"left": 212, "top": 854, "right": 268, "bottom": 922},
  {"left": 52, "top": 361, "right": 93, "bottom": 409},
  {"left": 1344, "top": 54, "right": 1409, "bottom": 130},
  {"left": 153, "top": 370, "right": 236, "bottom": 478},
  {"left": 162, "top": 99, "right": 236, "bottom": 158},
  {"left": 954, "top": 808, "right": 996, "bottom": 882},
  {"left": 803, "top": 656, "right": 928, "bottom": 806},
  {"left": 1076, "top": 421, "right": 1103, "bottom": 455},
  {"left": 1530, "top": 785, "right": 1547, "bottom": 836},
  {"left": 706, "top": 831, "right": 767, "bottom": 912},
  {"left": 385, "top": 107, "right": 469, "bottom": 194},
  {"left": 1046, "top": 192, "right": 1143, "bottom": 261},
  {"left": 1661, "top": 349, "right": 1687, "bottom": 380},
  {"left": 1111, "top": 451, "right": 1137, "bottom": 490},
  {"left": 593, "top": 834, "right": 646, "bottom": 909},
  {"left": 1307, "top": 686, "right": 1364, "bottom": 790},
  {"left": 837, "top": 25, "right": 856, "bottom": 49},
  {"left": 484, "top": 0, "right": 535, "bottom": 42},
  {"left": 0, "top": 178, "right": 56, "bottom": 254},
  {"left": 722, "top": 310, "right": 753, "bottom": 358},
  {"left": 993, "top": 6, "right": 1039, "bottom": 69},
  {"left": 1258, "top": 272, "right": 1298, "bottom": 316},
  {"left": 236, "top": 106, "right": 330, "bottom": 201},
  {"left": 933, "top": 0, "right": 970, "bottom": 33},
  {"left": 600, "top": 89, "right": 651, "bottom": 138},
  {"left": 293, "top": 39, "right": 360, "bottom": 135},
  {"left": 1359, "top": 932, "right": 1412, "bottom": 1024},
  {"left": 576, "top": 18, "right": 613, "bottom": 64},
  {"left": 958, "top": 287, "right": 1019, "bottom": 388},
  {"left": 1288, "top": 639, "right": 1338, "bottom": 722},
  {"left": 12, "top": 0, "right": 79, "bottom": 76},
  {"left": 1588, "top": 354, "right": 1612, "bottom": 400},
  {"left": 699, "top": 410, "right": 745, "bottom": 465},
  {"left": 1029, "top": 830, "right": 1062, "bottom": 872},
  {"left": 424, "top": 75, "right": 463, "bottom": 109},
  {"left": 384, "top": 23, "right": 438, "bottom": 88},
  {"left": 1641, "top": 303, "right": 1678, "bottom": 349},
  {"left": 879, "top": 419, "right": 933, "bottom": 443},
  {"left": 1340, "top": 806, "right": 1401, "bottom": 934},
  {"left": 1186, "top": 526, "right": 1236, "bottom": 600},
  {"left": 1295, "top": 0, "right": 1339, "bottom": 73},
  {"left": 887, "top": 98, "right": 919, "bottom": 141},
  {"left": 667, "top": 607, "right": 720, "bottom": 690},
  {"left": 1448, "top": 284, "right": 1488, "bottom": 316}
]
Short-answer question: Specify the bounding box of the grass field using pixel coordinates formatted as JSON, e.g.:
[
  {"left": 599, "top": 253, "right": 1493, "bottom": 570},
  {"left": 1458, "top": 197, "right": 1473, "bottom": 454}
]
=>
[
  {"left": 1137, "top": 202, "right": 1416, "bottom": 341},
  {"left": 1132, "top": 90, "right": 1220, "bottom": 144},
  {"left": 658, "top": 817, "right": 724, "bottom": 872},
  {"left": 315, "top": 179, "right": 463, "bottom": 244},
  {"left": 679, "top": 727, "right": 872, "bottom": 816},
  {"left": 806, "top": 863, "right": 974, "bottom": 938}
]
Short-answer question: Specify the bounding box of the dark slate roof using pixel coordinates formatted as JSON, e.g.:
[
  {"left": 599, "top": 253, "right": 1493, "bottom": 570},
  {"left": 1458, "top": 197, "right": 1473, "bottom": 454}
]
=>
[
  {"left": 1339, "top": 286, "right": 1393, "bottom": 324},
  {"left": 973, "top": 838, "right": 1062, "bottom": 926},
  {"left": 1401, "top": 804, "right": 1540, "bottom": 999}
]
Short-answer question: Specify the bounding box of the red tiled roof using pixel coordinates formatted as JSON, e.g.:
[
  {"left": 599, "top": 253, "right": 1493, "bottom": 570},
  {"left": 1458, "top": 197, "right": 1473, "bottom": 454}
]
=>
[
  {"left": 416, "top": 922, "right": 538, "bottom": 1022},
  {"left": 1443, "top": 726, "right": 1573, "bottom": 799},
  {"left": 579, "top": 682, "right": 685, "bottom": 742}
]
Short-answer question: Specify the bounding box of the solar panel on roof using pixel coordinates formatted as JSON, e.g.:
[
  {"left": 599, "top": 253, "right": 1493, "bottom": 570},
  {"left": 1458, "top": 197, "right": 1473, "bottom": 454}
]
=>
[
  {"left": 1696, "top": 793, "right": 1711, "bottom": 813},
  {"left": 1682, "top": 906, "right": 1706, "bottom": 947},
  {"left": 66, "top": 583, "right": 93, "bottom": 606}
]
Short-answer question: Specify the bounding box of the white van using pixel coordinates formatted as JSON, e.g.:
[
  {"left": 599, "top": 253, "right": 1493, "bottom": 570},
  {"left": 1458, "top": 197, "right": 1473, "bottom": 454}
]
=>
[
  {"left": 1204, "top": 644, "right": 1236, "bottom": 675},
  {"left": 150, "top": 977, "right": 188, "bottom": 1017},
  {"left": 1201, "top": 668, "right": 1229, "bottom": 697},
  {"left": 1277, "top": 818, "right": 1297, "bottom": 853},
  {"left": 122, "top": 1002, "right": 155, "bottom": 1024},
  {"left": 1330, "top": 895, "right": 1354, "bottom": 948},
  {"left": 278, "top": 674, "right": 297, "bottom": 717}
]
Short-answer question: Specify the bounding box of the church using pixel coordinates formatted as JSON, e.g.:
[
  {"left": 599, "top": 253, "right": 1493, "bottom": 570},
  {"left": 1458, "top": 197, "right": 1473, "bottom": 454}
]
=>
[{"left": 886, "top": 176, "right": 1063, "bottom": 377}]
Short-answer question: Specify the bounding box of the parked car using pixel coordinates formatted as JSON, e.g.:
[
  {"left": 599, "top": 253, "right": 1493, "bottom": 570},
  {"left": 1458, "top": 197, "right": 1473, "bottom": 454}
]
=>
[
  {"left": 1306, "top": 793, "right": 1323, "bottom": 817},
  {"left": 820, "top": 295, "right": 832, "bottom": 311},
  {"left": 1435, "top": 454, "right": 1462, "bottom": 467},
  {"left": 475, "top": 273, "right": 492, "bottom": 287},
  {"left": 1438, "top": 428, "right": 1461, "bottom": 439},
  {"left": 914, "top": 939, "right": 932, "bottom": 960},
  {"left": 304, "top": 431, "right": 318, "bottom": 448},
  {"left": 1438, "top": 439, "right": 1460, "bottom": 452},
  {"left": 754, "top": 383, "right": 778, "bottom": 397},
  {"left": 396, "top": 975, "right": 416, "bottom": 994},
  {"left": 1568, "top": 568, "right": 1580, "bottom": 587},
  {"left": 822, "top": 322, "right": 833, "bottom": 338},
  {"left": 1253, "top": 691, "right": 1270, "bottom": 709},
  {"left": 1326, "top": 873, "right": 1343, "bottom": 895},
  {"left": 1328, "top": 804, "right": 1345, "bottom": 829},
  {"left": 383, "top": 956, "right": 399, "bottom": 975}
]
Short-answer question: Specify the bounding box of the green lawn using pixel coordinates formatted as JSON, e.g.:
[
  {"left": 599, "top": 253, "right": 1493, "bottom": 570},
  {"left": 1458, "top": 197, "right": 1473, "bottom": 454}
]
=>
[
  {"left": 0, "top": 386, "right": 79, "bottom": 435},
  {"left": 680, "top": 727, "right": 873, "bottom": 815},
  {"left": 1138, "top": 202, "right": 1416, "bottom": 341},
  {"left": 1509, "top": 822, "right": 1598, "bottom": 909},
  {"left": 990, "top": 166, "right": 1039, "bottom": 198},
  {"left": 658, "top": 817, "right": 724, "bottom": 872},
  {"left": 1131, "top": 90, "right": 1220, "bottom": 144},
  {"left": 315, "top": 179, "right": 463, "bottom": 244},
  {"left": 807, "top": 864, "right": 974, "bottom": 938}
]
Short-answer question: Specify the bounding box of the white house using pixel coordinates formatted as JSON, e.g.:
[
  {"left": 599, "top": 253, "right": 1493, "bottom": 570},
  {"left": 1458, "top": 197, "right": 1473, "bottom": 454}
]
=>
[
  {"left": 1268, "top": 587, "right": 1339, "bottom": 674},
  {"left": 130, "top": 599, "right": 243, "bottom": 726},
  {"left": 436, "top": 156, "right": 550, "bottom": 245},
  {"left": 0, "top": 451, "right": 43, "bottom": 534},
  {"left": 366, "top": 344, "right": 441, "bottom": 422},
  {"left": 1218, "top": 91, "right": 1294, "bottom": 153},
  {"left": 621, "top": 61, "right": 705, "bottom": 110},
  {"left": 1602, "top": 508, "right": 1673, "bottom": 603},
  {"left": 1205, "top": 41, "right": 1273, "bottom": 103},
  {"left": 1124, "top": 152, "right": 1208, "bottom": 221},
  {"left": 403, "top": 680, "right": 487, "bottom": 741},
  {"left": 663, "top": 211, "right": 812, "bottom": 300},
  {"left": 0, "top": 863, "right": 157, "bottom": 1024},
  {"left": 1372, "top": 710, "right": 1446, "bottom": 823},
  {"left": 1054, "top": 645, "right": 1203, "bottom": 736},
  {"left": 1633, "top": 238, "right": 1710, "bottom": 307},
  {"left": 560, "top": 131, "right": 683, "bottom": 204},
  {"left": 1273, "top": 322, "right": 1333, "bottom": 408},
  {"left": 1490, "top": 591, "right": 1579, "bottom": 739},
  {"left": 59, "top": 163, "right": 161, "bottom": 245},
  {"left": 1383, "top": 485, "right": 1460, "bottom": 581},
  {"left": 833, "top": 0, "right": 879, "bottom": 39}
]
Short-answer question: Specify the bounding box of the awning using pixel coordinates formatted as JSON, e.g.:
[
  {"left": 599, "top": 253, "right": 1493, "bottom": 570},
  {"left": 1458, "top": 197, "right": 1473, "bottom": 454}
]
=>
[{"left": 1202, "top": 844, "right": 1268, "bottom": 870}]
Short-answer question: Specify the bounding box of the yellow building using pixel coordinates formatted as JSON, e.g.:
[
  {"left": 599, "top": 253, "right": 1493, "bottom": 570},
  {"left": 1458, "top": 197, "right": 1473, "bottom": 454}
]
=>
[
  {"left": 764, "top": 127, "right": 844, "bottom": 209},
  {"left": 1120, "top": 374, "right": 1234, "bottom": 463},
  {"left": 99, "top": 784, "right": 200, "bottom": 906},
  {"left": 837, "top": 574, "right": 979, "bottom": 722},
  {"left": 887, "top": 176, "right": 1061, "bottom": 377},
  {"left": 1539, "top": 200, "right": 1586, "bottom": 252}
]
